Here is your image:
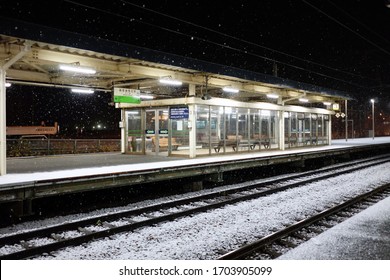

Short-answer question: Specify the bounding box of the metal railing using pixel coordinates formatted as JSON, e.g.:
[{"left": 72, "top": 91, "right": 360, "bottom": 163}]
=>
[{"left": 6, "top": 139, "right": 121, "bottom": 157}]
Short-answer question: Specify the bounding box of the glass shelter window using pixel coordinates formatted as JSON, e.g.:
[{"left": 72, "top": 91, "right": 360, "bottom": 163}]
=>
[
  {"left": 304, "top": 113, "right": 311, "bottom": 145},
  {"left": 251, "top": 109, "right": 276, "bottom": 150},
  {"left": 195, "top": 105, "right": 210, "bottom": 155},
  {"left": 210, "top": 106, "right": 222, "bottom": 154},
  {"left": 285, "top": 112, "right": 298, "bottom": 148},
  {"left": 237, "top": 108, "right": 249, "bottom": 151},
  {"left": 323, "top": 114, "right": 330, "bottom": 144},
  {"left": 145, "top": 108, "right": 170, "bottom": 155},
  {"left": 261, "top": 110, "right": 272, "bottom": 148},
  {"left": 225, "top": 107, "right": 238, "bottom": 153},
  {"left": 310, "top": 113, "right": 318, "bottom": 145},
  {"left": 170, "top": 111, "right": 190, "bottom": 157},
  {"left": 269, "top": 110, "right": 279, "bottom": 149},
  {"left": 249, "top": 109, "right": 261, "bottom": 149},
  {"left": 283, "top": 112, "right": 329, "bottom": 148},
  {"left": 193, "top": 106, "right": 280, "bottom": 155},
  {"left": 126, "top": 110, "right": 142, "bottom": 153}
]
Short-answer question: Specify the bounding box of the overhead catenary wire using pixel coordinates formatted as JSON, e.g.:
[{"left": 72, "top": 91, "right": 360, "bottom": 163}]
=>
[
  {"left": 119, "top": 0, "right": 374, "bottom": 81},
  {"left": 326, "top": 0, "right": 390, "bottom": 47},
  {"left": 62, "top": 0, "right": 375, "bottom": 89},
  {"left": 302, "top": 0, "right": 390, "bottom": 57}
]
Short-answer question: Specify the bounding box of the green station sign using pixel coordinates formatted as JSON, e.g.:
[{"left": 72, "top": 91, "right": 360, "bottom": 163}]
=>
[{"left": 114, "top": 88, "right": 141, "bottom": 104}]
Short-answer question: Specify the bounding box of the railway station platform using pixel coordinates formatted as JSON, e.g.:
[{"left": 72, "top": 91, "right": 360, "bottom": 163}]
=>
[
  {"left": 1, "top": 137, "right": 390, "bottom": 218},
  {"left": 279, "top": 195, "right": 390, "bottom": 260}
]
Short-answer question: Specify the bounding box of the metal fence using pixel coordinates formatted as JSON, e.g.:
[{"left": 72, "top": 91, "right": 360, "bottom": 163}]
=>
[{"left": 6, "top": 139, "right": 121, "bottom": 157}]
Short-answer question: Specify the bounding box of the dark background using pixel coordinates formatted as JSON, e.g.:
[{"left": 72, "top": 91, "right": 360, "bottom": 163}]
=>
[{"left": 2, "top": 0, "right": 390, "bottom": 137}]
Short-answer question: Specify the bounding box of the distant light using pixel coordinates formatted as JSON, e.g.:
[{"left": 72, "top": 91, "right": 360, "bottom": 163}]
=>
[
  {"left": 71, "top": 88, "right": 94, "bottom": 94},
  {"left": 60, "top": 64, "right": 96, "bottom": 74},
  {"left": 159, "top": 78, "right": 182, "bottom": 86},
  {"left": 266, "top": 93, "right": 279, "bottom": 99},
  {"left": 5, "top": 82, "right": 11, "bottom": 87},
  {"left": 323, "top": 102, "right": 332, "bottom": 106},
  {"left": 299, "top": 98, "right": 309, "bottom": 103},
  {"left": 223, "top": 87, "right": 239, "bottom": 93},
  {"left": 370, "top": 99, "right": 375, "bottom": 103},
  {"left": 140, "top": 95, "right": 154, "bottom": 99}
]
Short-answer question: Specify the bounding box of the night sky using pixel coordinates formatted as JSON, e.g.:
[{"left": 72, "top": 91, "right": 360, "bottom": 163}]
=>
[
  {"left": 2, "top": 0, "right": 390, "bottom": 135},
  {"left": 6, "top": 85, "right": 118, "bottom": 136}
]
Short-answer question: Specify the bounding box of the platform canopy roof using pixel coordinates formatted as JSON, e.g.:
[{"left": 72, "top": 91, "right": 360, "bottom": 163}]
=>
[{"left": 0, "top": 18, "right": 350, "bottom": 106}]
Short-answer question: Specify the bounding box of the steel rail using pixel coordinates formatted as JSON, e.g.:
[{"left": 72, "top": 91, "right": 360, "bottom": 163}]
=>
[
  {"left": 217, "top": 184, "right": 390, "bottom": 260},
  {"left": 1, "top": 156, "right": 389, "bottom": 259}
]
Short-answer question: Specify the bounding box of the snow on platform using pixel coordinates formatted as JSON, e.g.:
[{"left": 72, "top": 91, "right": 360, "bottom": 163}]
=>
[
  {"left": 279, "top": 196, "right": 390, "bottom": 260},
  {"left": 1, "top": 136, "right": 390, "bottom": 187}
]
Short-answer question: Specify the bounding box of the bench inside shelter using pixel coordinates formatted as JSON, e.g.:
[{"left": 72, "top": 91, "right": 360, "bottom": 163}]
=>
[
  {"left": 213, "top": 135, "right": 271, "bottom": 152},
  {"left": 152, "top": 137, "right": 181, "bottom": 151}
]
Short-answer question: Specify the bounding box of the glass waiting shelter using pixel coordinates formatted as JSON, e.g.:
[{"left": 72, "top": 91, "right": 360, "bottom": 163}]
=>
[{"left": 119, "top": 96, "right": 332, "bottom": 158}]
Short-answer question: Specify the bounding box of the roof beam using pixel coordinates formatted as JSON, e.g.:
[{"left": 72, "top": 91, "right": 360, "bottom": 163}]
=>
[{"left": 2, "top": 41, "right": 31, "bottom": 70}]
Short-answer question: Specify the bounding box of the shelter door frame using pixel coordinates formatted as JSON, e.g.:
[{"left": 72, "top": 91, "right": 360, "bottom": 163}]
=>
[
  {"left": 145, "top": 108, "right": 169, "bottom": 156},
  {"left": 0, "top": 69, "right": 6, "bottom": 175}
]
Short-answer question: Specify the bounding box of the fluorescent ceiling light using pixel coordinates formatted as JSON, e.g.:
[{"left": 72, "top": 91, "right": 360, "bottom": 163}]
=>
[
  {"left": 260, "top": 110, "right": 271, "bottom": 117},
  {"left": 299, "top": 98, "right": 309, "bottom": 103},
  {"left": 60, "top": 64, "right": 96, "bottom": 74},
  {"left": 266, "top": 93, "right": 279, "bottom": 99},
  {"left": 71, "top": 88, "right": 94, "bottom": 94},
  {"left": 159, "top": 78, "right": 182, "bottom": 86},
  {"left": 140, "top": 95, "right": 154, "bottom": 99},
  {"left": 5, "top": 82, "right": 11, "bottom": 87},
  {"left": 323, "top": 102, "right": 332, "bottom": 106},
  {"left": 223, "top": 87, "right": 239, "bottom": 93}
]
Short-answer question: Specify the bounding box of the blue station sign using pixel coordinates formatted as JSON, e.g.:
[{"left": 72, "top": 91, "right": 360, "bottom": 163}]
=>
[{"left": 169, "top": 106, "right": 189, "bottom": 119}]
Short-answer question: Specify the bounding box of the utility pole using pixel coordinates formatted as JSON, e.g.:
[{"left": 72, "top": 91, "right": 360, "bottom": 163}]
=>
[
  {"left": 345, "top": 100, "right": 348, "bottom": 142},
  {"left": 273, "top": 62, "right": 278, "bottom": 77}
]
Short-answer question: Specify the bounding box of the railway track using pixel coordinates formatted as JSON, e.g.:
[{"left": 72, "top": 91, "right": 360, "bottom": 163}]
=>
[
  {"left": 1, "top": 155, "right": 389, "bottom": 259},
  {"left": 218, "top": 183, "right": 390, "bottom": 260}
]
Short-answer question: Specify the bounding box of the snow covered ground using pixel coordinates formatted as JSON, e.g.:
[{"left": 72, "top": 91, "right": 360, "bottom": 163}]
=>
[
  {"left": 10, "top": 161, "right": 385, "bottom": 260},
  {"left": 279, "top": 196, "right": 390, "bottom": 260},
  {"left": 1, "top": 136, "right": 389, "bottom": 186}
]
